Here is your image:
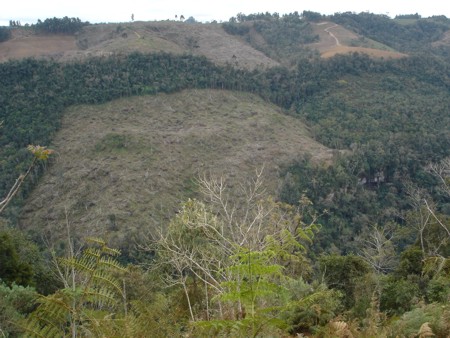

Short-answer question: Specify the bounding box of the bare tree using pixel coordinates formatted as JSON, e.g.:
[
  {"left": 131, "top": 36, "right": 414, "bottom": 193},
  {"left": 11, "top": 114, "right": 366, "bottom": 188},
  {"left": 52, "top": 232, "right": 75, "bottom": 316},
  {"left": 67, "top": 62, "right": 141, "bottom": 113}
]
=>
[
  {"left": 146, "top": 168, "right": 320, "bottom": 321},
  {"left": 424, "top": 158, "right": 450, "bottom": 238},
  {"left": 404, "top": 182, "right": 432, "bottom": 252},
  {"left": 426, "top": 157, "right": 450, "bottom": 196},
  {"left": 359, "top": 225, "right": 397, "bottom": 274}
]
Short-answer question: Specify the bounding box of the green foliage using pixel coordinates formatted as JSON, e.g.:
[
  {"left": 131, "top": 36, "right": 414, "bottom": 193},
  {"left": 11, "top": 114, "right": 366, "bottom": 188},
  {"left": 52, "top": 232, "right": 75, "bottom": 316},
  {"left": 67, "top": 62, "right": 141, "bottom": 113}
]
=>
[
  {"left": 331, "top": 12, "right": 450, "bottom": 52},
  {"left": 283, "top": 282, "right": 342, "bottom": 335},
  {"left": 154, "top": 174, "right": 324, "bottom": 336},
  {"left": 220, "top": 249, "right": 288, "bottom": 312},
  {"left": 389, "top": 303, "right": 450, "bottom": 337},
  {"left": 380, "top": 276, "right": 420, "bottom": 315},
  {"left": 423, "top": 255, "right": 450, "bottom": 279},
  {"left": 223, "top": 12, "right": 319, "bottom": 63},
  {"left": 33, "top": 17, "right": 89, "bottom": 34},
  {"left": 426, "top": 275, "right": 450, "bottom": 303},
  {"left": 27, "top": 145, "right": 54, "bottom": 161},
  {"left": 0, "top": 26, "right": 11, "bottom": 42},
  {"left": 319, "top": 255, "right": 370, "bottom": 309},
  {"left": 222, "top": 22, "right": 250, "bottom": 36},
  {"left": 302, "top": 11, "right": 324, "bottom": 22},
  {"left": 0, "top": 282, "right": 37, "bottom": 337},
  {"left": 199, "top": 248, "right": 291, "bottom": 337},
  {"left": 21, "top": 238, "right": 127, "bottom": 337},
  {"left": 1, "top": 17, "right": 450, "bottom": 332},
  {"left": 0, "top": 231, "right": 33, "bottom": 287},
  {"left": 0, "top": 225, "right": 55, "bottom": 294},
  {"left": 396, "top": 246, "right": 424, "bottom": 277},
  {"left": 84, "top": 295, "right": 183, "bottom": 338},
  {"left": 2, "top": 50, "right": 450, "bottom": 232}
]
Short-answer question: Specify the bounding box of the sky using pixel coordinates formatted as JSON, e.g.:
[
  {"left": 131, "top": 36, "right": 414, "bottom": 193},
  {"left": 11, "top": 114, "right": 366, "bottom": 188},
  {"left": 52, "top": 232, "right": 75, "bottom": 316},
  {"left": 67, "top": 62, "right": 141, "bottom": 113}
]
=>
[{"left": 2, "top": 0, "right": 450, "bottom": 26}]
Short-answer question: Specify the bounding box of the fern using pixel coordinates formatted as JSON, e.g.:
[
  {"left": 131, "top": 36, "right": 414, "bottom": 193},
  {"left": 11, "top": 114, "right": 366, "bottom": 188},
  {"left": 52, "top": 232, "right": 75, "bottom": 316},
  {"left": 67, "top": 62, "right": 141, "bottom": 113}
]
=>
[{"left": 20, "top": 238, "right": 126, "bottom": 337}]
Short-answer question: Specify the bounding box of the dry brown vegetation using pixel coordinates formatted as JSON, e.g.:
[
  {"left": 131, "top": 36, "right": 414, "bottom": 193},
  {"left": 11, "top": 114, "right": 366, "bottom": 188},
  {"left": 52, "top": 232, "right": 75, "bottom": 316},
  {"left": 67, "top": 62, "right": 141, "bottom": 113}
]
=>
[
  {"left": 19, "top": 89, "right": 332, "bottom": 248},
  {"left": 0, "top": 22, "right": 279, "bottom": 69},
  {"left": 0, "top": 29, "right": 77, "bottom": 62},
  {"left": 320, "top": 45, "right": 407, "bottom": 59}
]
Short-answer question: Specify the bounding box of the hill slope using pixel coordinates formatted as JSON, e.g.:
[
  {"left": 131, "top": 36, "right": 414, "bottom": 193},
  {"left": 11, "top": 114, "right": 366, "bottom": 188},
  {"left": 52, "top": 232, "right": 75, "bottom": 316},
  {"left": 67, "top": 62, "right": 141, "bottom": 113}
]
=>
[
  {"left": 310, "top": 22, "right": 406, "bottom": 59},
  {"left": 19, "top": 89, "right": 332, "bottom": 251},
  {"left": 0, "top": 18, "right": 411, "bottom": 67},
  {"left": 0, "top": 22, "right": 279, "bottom": 69}
]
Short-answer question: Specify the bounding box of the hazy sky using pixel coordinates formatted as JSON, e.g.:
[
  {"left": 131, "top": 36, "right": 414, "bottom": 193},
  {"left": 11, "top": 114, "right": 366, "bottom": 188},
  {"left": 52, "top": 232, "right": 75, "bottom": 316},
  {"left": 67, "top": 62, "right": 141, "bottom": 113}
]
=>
[{"left": 2, "top": 0, "right": 450, "bottom": 26}]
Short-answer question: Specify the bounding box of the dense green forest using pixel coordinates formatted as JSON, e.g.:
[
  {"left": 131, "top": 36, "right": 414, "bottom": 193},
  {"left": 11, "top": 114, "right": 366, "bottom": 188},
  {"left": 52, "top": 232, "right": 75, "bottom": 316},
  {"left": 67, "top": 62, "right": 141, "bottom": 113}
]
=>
[
  {"left": 1, "top": 12, "right": 449, "bottom": 337},
  {"left": 330, "top": 12, "right": 450, "bottom": 52},
  {"left": 0, "top": 27, "right": 11, "bottom": 42},
  {"left": 223, "top": 12, "right": 319, "bottom": 62}
]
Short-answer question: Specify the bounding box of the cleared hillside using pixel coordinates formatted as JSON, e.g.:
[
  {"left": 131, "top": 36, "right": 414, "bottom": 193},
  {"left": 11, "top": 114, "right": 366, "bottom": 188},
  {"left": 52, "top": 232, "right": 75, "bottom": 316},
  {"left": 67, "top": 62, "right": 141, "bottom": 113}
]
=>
[
  {"left": 310, "top": 22, "right": 407, "bottom": 59},
  {"left": 0, "top": 19, "right": 409, "bottom": 67},
  {"left": 0, "top": 22, "right": 279, "bottom": 69},
  {"left": 19, "top": 89, "right": 332, "bottom": 250}
]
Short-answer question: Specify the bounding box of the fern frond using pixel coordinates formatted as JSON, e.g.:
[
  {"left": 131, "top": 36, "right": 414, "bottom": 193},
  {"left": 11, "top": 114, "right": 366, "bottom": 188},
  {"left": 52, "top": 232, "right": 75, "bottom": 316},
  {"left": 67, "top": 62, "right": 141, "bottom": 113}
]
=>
[
  {"left": 85, "top": 238, "right": 121, "bottom": 256},
  {"left": 93, "top": 271, "right": 123, "bottom": 295},
  {"left": 100, "top": 256, "right": 127, "bottom": 272},
  {"left": 35, "top": 292, "right": 74, "bottom": 319},
  {"left": 84, "top": 287, "right": 117, "bottom": 306},
  {"left": 20, "top": 317, "right": 63, "bottom": 338},
  {"left": 86, "top": 237, "right": 106, "bottom": 247},
  {"left": 59, "top": 258, "right": 92, "bottom": 274},
  {"left": 84, "top": 247, "right": 102, "bottom": 259},
  {"left": 102, "top": 246, "right": 122, "bottom": 257}
]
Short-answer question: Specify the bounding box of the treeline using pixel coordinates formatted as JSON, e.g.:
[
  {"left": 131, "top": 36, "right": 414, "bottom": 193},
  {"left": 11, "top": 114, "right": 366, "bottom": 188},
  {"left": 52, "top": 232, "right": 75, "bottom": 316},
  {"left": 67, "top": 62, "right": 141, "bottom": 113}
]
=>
[
  {"left": 223, "top": 11, "right": 450, "bottom": 57},
  {"left": 0, "top": 17, "right": 88, "bottom": 43},
  {"left": 2, "top": 51, "right": 450, "bottom": 225},
  {"left": 33, "top": 16, "right": 89, "bottom": 34},
  {"left": 330, "top": 12, "right": 450, "bottom": 52},
  {"left": 0, "top": 26, "right": 11, "bottom": 42},
  {"left": 0, "top": 52, "right": 261, "bottom": 218}
]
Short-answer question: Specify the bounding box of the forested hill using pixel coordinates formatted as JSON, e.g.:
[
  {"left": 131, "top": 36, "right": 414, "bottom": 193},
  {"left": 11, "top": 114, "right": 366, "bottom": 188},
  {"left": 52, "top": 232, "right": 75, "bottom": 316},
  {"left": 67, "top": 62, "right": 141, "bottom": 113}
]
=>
[
  {"left": 1, "top": 12, "right": 449, "bottom": 337},
  {"left": 1, "top": 12, "right": 449, "bottom": 251}
]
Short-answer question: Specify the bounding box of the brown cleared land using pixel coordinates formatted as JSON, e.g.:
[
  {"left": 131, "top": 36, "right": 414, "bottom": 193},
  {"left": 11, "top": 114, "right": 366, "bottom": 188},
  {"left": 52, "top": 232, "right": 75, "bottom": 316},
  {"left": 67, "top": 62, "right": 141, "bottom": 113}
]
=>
[
  {"left": 0, "top": 30, "right": 77, "bottom": 62},
  {"left": 0, "top": 22, "right": 279, "bottom": 69},
  {"left": 19, "top": 89, "right": 332, "bottom": 246}
]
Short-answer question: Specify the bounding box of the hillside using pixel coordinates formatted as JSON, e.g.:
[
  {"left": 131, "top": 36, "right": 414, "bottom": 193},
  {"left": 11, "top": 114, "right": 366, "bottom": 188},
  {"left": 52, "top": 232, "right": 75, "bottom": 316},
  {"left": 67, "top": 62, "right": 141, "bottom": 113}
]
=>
[
  {"left": 1, "top": 12, "right": 450, "bottom": 338},
  {"left": 310, "top": 22, "right": 406, "bottom": 59},
  {"left": 19, "top": 89, "right": 332, "bottom": 252},
  {"left": 0, "top": 22, "right": 279, "bottom": 69},
  {"left": 0, "top": 18, "right": 414, "bottom": 67},
  {"left": 3, "top": 13, "right": 450, "bottom": 68}
]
